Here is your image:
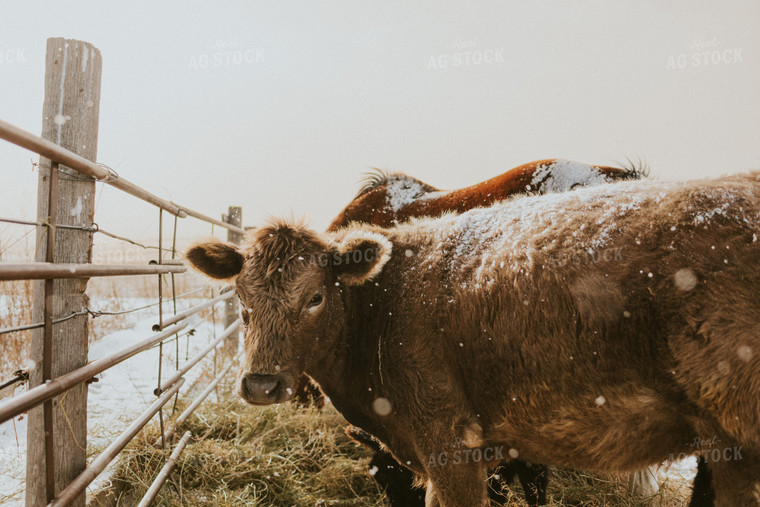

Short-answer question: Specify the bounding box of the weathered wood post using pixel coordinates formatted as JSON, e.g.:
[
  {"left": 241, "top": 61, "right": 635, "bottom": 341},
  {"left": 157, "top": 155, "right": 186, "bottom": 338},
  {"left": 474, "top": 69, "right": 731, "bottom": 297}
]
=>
[
  {"left": 223, "top": 206, "right": 242, "bottom": 355},
  {"left": 27, "top": 38, "right": 101, "bottom": 507}
]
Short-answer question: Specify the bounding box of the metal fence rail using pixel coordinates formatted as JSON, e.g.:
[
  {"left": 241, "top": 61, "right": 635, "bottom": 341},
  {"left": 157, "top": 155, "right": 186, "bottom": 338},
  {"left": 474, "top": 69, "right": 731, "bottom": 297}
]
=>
[
  {"left": 0, "top": 118, "right": 185, "bottom": 217},
  {"left": 152, "top": 291, "right": 234, "bottom": 331},
  {"left": 0, "top": 38, "right": 244, "bottom": 507},
  {"left": 0, "top": 262, "right": 186, "bottom": 280},
  {"left": 155, "top": 319, "right": 240, "bottom": 396},
  {"left": 160, "top": 362, "right": 234, "bottom": 444},
  {"left": 137, "top": 431, "right": 194, "bottom": 507},
  {"left": 0, "top": 286, "right": 209, "bottom": 338},
  {"left": 0, "top": 323, "right": 187, "bottom": 424}
]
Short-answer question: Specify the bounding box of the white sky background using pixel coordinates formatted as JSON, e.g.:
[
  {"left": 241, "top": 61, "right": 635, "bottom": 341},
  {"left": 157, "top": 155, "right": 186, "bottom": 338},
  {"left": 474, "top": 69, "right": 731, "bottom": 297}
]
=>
[{"left": 0, "top": 1, "right": 758, "bottom": 248}]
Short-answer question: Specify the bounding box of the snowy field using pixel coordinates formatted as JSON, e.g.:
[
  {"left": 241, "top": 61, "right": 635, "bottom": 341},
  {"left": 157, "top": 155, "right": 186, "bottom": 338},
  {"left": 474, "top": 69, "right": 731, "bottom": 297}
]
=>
[{"left": 0, "top": 300, "right": 227, "bottom": 505}]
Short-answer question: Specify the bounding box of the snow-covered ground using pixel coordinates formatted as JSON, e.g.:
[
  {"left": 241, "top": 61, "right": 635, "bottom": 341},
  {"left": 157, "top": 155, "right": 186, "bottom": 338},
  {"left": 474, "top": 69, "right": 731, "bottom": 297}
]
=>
[{"left": 0, "top": 300, "right": 228, "bottom": 505}]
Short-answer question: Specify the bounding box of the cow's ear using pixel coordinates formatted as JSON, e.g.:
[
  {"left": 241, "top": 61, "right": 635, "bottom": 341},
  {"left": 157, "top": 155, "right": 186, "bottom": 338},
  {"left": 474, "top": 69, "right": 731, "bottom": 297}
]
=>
[
  {"left": 185, "top": 239, "right": 244, "bottom": 280},
  {"left": 333, "top": 231, "right": 391, "bottom": 285}
]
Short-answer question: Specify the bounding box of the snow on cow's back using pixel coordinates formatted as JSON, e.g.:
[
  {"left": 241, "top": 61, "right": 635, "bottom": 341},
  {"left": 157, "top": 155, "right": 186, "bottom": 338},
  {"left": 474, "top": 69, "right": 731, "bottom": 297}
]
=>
[
  {"left": 384, "top": 175, "right": 446, "bottom": 212},
  {"left": 529, "top": 159, "right": 613, "bottom": 193},
  {"left": 394, "top": 172, "right": 760, "bottom": 290},
  {"left": 384, "top": 160, "right": 618, "bottom": 212}
]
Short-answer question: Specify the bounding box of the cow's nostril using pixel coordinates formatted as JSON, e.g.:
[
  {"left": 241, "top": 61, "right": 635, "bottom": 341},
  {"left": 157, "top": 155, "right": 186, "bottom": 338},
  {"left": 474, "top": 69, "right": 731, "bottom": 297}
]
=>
[
  {"left": 240, "top": 376, "right": 253, "bottom": 400},
  {"left": 238, "top": 371, "right": 295, "bottom": 405}
]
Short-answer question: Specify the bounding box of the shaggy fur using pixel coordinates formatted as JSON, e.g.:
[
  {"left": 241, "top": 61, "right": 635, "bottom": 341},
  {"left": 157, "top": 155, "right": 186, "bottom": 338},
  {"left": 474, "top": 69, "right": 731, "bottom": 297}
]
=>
[{"left": 187, "top": 172, "right": 760, "bottom": 506}]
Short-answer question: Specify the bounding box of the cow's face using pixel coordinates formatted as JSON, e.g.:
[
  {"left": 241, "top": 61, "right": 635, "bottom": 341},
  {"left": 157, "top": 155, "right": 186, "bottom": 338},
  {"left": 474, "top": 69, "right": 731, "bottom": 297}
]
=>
[{"left": 185, "top": 222, "right": 391, "bottom": 405}]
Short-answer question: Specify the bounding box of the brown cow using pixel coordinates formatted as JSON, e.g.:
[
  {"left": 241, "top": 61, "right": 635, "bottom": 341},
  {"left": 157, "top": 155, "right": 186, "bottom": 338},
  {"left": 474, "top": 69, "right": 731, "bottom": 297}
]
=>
[
  {"left": 314, "top": 159, "right": 644, "bottom": 506},
  {"left": 187, "top": 172, "right": 760, "bottom": 506},
  {"left": 329, "top": 158, "right": 643, "bottom": 230}
]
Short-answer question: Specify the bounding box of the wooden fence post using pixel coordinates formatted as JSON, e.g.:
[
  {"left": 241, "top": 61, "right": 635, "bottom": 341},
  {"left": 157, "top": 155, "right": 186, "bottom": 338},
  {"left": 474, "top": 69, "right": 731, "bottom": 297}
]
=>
[
  {"left": 222, "top": 206, "right": 242, "bottom": 355},
  {"left": 26, "top": 38, "right": 101, "bottom": 507}
]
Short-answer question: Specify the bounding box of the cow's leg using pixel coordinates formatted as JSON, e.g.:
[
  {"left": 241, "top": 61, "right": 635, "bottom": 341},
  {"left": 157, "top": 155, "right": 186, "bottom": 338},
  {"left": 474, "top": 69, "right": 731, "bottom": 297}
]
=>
[
  {"left": 514, "top": 461, "right": 549, "bottom": 506},
  {"left": 688, "top": 455, "right": 715, "bottom": 507},
  {"left": 706, "top": 448, "right": 760, "bottom": 507},
  {"left": 486, "top": 462, "right": 514, "bottom": 504},
  {"left": 424, "top": 461, "right": 488, "bottom": 507}
]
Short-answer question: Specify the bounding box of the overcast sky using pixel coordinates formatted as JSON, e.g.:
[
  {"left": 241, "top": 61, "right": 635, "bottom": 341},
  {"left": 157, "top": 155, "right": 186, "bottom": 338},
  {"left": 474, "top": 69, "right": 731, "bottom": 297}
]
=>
[{"left": 1, "top": 1, "right": 758, "bottom": 252}]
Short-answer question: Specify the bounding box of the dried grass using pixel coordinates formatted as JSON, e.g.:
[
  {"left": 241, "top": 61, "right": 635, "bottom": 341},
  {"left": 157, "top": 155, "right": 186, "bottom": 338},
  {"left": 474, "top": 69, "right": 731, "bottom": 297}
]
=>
[
  {"left": 106, "top": 385, "right": 386, "bottom": 506},
  {"left": 106, "top": 381, "right": 691, "bottom": 507}
]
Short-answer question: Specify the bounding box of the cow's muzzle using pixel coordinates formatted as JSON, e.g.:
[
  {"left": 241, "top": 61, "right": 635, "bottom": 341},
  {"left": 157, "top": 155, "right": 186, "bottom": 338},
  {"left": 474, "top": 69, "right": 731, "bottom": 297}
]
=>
[{"left": 238, "top": 371, "right": 296, "bottom": 405}]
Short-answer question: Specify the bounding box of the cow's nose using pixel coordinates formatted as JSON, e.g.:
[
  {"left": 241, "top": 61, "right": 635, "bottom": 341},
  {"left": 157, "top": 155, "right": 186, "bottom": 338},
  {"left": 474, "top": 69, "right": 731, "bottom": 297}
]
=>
[{"left": 238, "top": 371, "right": 295, "bottom": 405}]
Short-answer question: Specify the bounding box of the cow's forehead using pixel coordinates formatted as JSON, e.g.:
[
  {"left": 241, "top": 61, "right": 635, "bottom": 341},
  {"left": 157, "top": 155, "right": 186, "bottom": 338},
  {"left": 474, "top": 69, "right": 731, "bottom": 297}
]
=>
[{"left": 236, "top": 256, "right": 320, "bottom": 305}]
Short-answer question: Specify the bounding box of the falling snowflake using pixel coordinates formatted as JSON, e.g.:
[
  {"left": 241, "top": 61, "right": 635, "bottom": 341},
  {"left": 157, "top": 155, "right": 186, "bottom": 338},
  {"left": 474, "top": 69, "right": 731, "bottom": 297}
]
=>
[
  {"left": 737, "top": 345, "right": 752, "bottom": 362},
  {"left": 673, "top": 269, "right": 698, "bottom": 291},
  {"left": 372, "top": 397, "right": 392, "bottom": 416}
]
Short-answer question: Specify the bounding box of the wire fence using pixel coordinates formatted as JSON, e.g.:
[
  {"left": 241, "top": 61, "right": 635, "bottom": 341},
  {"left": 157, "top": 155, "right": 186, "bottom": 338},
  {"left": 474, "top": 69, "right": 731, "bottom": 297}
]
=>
[{"left": 0, "top": 38, "right": 245, "bottom": 507}]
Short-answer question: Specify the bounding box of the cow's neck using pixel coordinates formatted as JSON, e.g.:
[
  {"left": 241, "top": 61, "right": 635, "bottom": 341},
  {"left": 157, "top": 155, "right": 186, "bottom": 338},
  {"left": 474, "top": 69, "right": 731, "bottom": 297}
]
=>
[{"left": 306, "top": 284, "right": 391, "bottom": 442}]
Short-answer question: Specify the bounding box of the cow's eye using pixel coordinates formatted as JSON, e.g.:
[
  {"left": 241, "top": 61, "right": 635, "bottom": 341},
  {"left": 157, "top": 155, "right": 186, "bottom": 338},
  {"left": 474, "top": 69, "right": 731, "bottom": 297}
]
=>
[{"left": 307, "top": 293, "right": 324, "bottom": 308}]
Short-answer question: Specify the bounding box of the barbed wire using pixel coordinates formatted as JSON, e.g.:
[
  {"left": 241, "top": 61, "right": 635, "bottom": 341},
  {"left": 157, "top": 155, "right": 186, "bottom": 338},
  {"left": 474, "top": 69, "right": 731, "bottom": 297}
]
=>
[
  {"left": 0, "top": 217, "right": 97, "bottom": 232},
  {"left": 0, "top": 370, "right": 29, "bottom": 391},
  {"left": 95, "top": 227, "right": 169, "bottom": 253},
  {"left": 83, "top": 287, "right": 209, "bottom": 318},
  {"left": 0, "top": 286, "right": 212, "bottom": 336},
  {"left": 0, "top": 216, "right": 175, "bottom": 256}
]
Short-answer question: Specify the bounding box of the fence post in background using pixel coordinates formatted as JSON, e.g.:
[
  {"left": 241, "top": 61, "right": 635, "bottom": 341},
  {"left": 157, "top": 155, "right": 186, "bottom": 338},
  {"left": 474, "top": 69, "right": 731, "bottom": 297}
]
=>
[
  {"left": 222, "top": 206, "right": 242, "bottom": 356},
  {"left": 26, "top": 38, "right": 102, "bottom": 507}
]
